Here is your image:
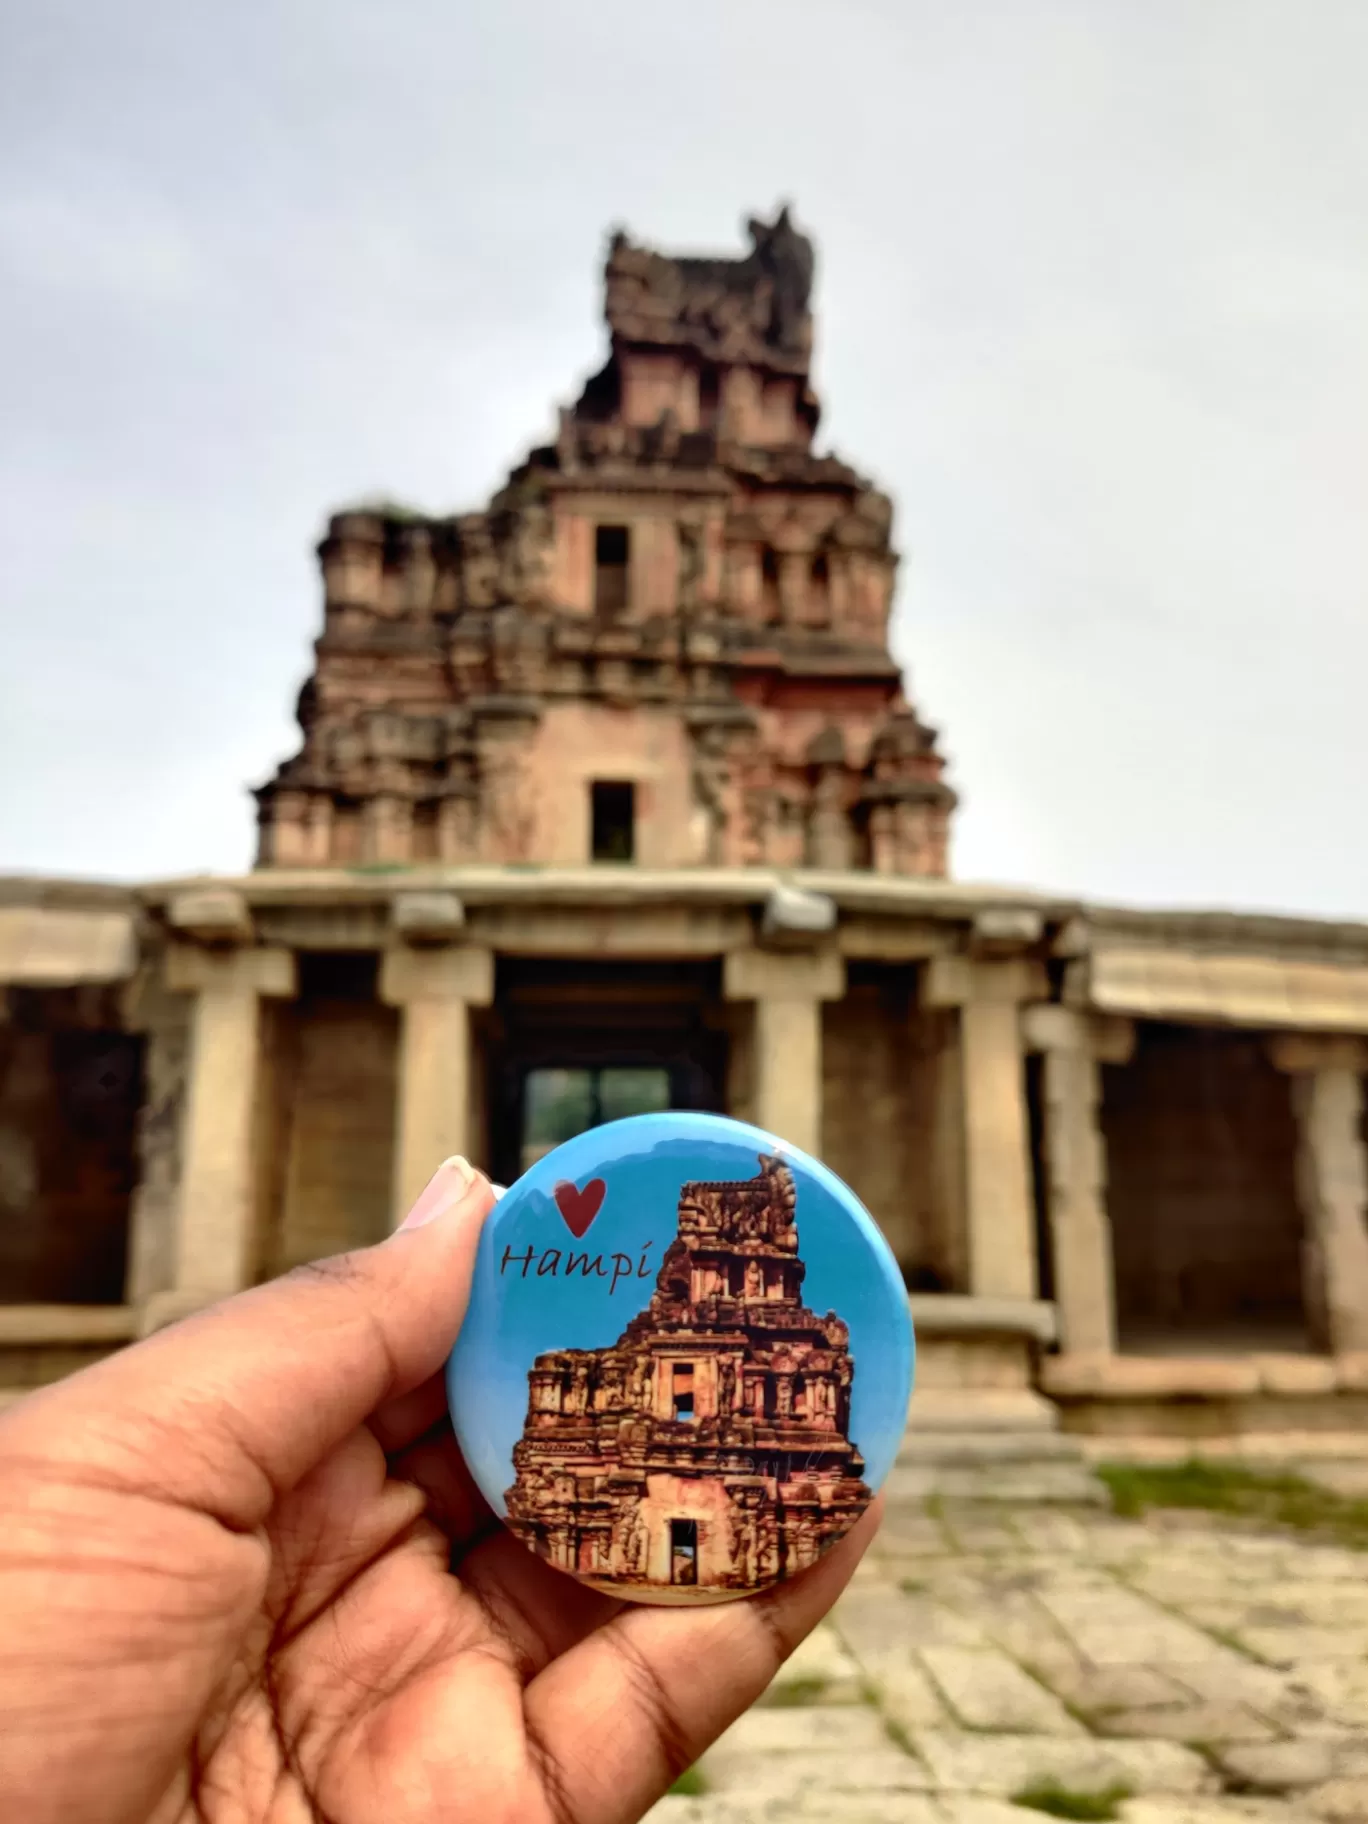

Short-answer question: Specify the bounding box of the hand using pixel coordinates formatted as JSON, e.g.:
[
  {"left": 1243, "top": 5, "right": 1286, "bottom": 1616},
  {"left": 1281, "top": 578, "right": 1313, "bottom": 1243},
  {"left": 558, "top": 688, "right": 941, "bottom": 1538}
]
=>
[{"left": 0, "top": 1158, "right": 877, "bottom": 1823}]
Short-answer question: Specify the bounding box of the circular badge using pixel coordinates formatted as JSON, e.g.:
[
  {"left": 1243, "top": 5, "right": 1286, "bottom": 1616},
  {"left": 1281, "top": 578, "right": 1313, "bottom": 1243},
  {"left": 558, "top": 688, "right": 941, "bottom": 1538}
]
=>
[{"left": 447, "top": 1112, "right": 914, "bottom": 1606}]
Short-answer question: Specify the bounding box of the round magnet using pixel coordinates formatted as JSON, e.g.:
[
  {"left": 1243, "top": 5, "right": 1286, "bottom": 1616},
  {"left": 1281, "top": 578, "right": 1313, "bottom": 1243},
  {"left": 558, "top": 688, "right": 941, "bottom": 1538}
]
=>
[{"left": 447, "top": 1111, "right": 914, "bottom": 1606}]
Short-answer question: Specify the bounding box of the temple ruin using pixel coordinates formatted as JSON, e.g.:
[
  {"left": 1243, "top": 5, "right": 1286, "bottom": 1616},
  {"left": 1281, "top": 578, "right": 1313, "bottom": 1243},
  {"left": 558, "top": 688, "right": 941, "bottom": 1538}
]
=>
[
  {"left": 255, "top": 207, "right": 953, "bottom": 877},
  {"left": 6, "top": 208, "right": 1368, "bottom": 1453}
]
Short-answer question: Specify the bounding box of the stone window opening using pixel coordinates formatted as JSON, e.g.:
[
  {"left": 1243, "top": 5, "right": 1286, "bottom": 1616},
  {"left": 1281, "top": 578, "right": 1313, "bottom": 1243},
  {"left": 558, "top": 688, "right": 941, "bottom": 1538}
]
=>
[
  {"left": 1102, "top": 1023, "right": 1308, "bottom": 1352},
  {"left": 671, "top": 1363, "right": 695, "bottom": 1422},
  {"left": 594, "top": 524, "right": 630, "bottom": 615},
  {"left": 669, "top": 1518, "right": 698, "bottom": 1585},
  {"left": 809, "top": 551, "right": 831, "bottom": 625},
  {"left": 760, "top": 546, "right": 781, "bottom": 623},
  {"left": 0, "top": 991, "right": 143, "bottom": 1304},
  {"left": 698, "top": 366, "right": 720, "bottom": 430},
  {"left": 590, "top": 780, "right": 635, "bottom": 862}
]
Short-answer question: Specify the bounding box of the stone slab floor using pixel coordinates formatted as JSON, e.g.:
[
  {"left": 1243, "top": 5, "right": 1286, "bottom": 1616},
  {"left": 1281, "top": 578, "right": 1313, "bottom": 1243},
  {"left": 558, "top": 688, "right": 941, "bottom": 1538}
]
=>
[{"left": 649, "top": 1493, "right": 1368, "bottom": 1824}]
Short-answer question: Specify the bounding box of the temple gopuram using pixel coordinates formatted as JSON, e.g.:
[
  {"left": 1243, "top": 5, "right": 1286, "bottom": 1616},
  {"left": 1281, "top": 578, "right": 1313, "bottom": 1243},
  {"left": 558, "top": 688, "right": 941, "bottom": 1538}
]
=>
[
  {"left": 505, "top": 1155, "right": 870, "bottom": 1597},
  {"left": 254, "top": 207, "right": 953, "bottom": 877},
  {"left": 7, "top": 207, "right": 1368, "bottom": 1459}
]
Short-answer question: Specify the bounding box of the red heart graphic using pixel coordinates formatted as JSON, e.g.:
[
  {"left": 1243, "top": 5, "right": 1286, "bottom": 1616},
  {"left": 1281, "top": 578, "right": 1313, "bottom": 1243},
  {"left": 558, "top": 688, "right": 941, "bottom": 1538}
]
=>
[{"left": 553, "top": 1177, "right": 606, "bottom": 1239}]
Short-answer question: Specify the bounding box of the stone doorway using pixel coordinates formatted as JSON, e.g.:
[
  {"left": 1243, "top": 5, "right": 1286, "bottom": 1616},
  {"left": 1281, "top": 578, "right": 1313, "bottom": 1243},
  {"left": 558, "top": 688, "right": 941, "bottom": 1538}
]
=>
[
  {"left": 520, "top": 1064, "right": 670, "bottom": 1175},
  {"left": 669, "top": 1519, "right": 698, "bottom": 1586},
  {"left": 1101, "top": 1022, "right": 1309, "bottom": 1352},
  {"left": 257, "top": 953, "right": 398, "bottom": 1276},
  {"left": 484, "top": 959, "right": 728, "bottom": 1187},
  {"left": 0, "top": 987, "right": 141, "bottom": 1303},
  {"left": 821, "top": 964, "right": 963, "bottom": 1291}
]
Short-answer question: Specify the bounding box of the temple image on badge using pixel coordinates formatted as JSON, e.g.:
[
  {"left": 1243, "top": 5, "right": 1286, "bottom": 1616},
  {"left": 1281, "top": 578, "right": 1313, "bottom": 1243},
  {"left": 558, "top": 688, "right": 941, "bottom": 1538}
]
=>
[{"left": 502, "top": 1153, "right": 872, "bottom": 1601}]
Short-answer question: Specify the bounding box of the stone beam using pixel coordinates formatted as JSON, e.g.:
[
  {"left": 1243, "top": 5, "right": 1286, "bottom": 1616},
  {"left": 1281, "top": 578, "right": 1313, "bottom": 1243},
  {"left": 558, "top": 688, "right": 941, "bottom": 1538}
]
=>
[
  {"left": 1267, "top": 1033, "right": 1368, "bottom": 1076},
  {"left": 167, "top": 887, "right": 255, "bottom": 945},
  {"left": 1022, "top": 1004, "right": 1135, "bottom": 1065},
  {"left": 0, "top": 905, "right": 138, "bottom": 987},
  {"left": 760, "top": 884, "right": 836, "bottom": 948},
  {"left": 392, "top": 890, "right": 466, "bottom": 944}
]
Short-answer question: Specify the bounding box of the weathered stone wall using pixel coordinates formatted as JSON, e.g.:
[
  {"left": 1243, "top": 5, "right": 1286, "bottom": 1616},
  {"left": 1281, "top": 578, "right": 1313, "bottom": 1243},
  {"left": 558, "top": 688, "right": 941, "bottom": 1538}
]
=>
[
  {"left": 510, "top": 701, "right": 702, "bottom": 866},
  {"left": 0, "top": 987, "right": 142, "bottom": 1303},
  {"left": 1102, "top": 1022, "right": 1306, "bottom": 1346},
  {"left": 256, "top": 956, "right": 399, "bottom": 1276},
  {"left": 821, "top": 968, "right": 965, "bottom": 1290}
]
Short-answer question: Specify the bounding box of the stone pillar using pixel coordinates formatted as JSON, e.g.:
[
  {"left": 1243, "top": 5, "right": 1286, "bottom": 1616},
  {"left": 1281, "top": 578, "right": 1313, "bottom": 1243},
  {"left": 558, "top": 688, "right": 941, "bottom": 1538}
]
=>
[
  {"left": 723, "top": 945, "right": 845, "bottom": 1155},
  {"left": 1023, "top": 1006, "right": 1133, "bottom": 1355},
  {"left": 123, "top": 969, "right": 192, "bottom": 1306},
  {"left": 363, "top": 794, "right": 413, "bottom": 865},
  {"left": 924, "top": 954, "right": 1046, "bottom": 1302},
  {"left": 777, "top": 550, "right": 807, "bottom": 625},
  {"left": 380, "top": 940, "right": 494, "bottom": 1225},
  {"left": 1269, "top": 1035, "right": 1368, "bottom": 1354},
  {"left": 147, "top": 934, "right": 295, "bottom": 1326},
  {"left": 303, "top": 795, "right": 334, "bottom": 865}
]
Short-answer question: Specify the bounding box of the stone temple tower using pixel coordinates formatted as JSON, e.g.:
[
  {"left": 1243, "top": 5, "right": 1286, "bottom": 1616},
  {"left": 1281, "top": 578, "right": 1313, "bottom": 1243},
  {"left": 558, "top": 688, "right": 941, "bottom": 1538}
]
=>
[{"left": 254, "top": 207, "right": 955, "bottom": 874}]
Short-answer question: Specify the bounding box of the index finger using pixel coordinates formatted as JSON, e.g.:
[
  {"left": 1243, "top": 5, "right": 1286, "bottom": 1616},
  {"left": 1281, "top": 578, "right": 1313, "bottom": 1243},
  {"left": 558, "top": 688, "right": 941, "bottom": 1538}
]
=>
[{"left": 0, "top": 1160, "right": 494, "bottom": 1534}]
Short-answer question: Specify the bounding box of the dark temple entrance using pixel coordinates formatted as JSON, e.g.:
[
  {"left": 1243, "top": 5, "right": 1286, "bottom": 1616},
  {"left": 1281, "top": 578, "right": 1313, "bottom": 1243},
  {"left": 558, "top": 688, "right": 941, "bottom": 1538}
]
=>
[
  {"left": 670, "top": 1519, "right": 698, "bottom": 1586},
  {"left": 484, "top": 959, "right": 728, "bottom": 1187},
  {"left": 0, "top": 987, "right": 142, "bottom": 1303},
  {"left": 1101, "top": 1022, "right": 1308, "bottom": 1353}
]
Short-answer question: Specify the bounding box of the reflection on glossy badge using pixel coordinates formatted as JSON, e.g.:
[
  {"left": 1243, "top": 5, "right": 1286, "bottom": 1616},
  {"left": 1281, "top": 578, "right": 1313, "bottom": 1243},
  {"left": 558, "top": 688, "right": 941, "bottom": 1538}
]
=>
[{"left": 447, "top": 1111, "right": 915, "bottom": 1606}]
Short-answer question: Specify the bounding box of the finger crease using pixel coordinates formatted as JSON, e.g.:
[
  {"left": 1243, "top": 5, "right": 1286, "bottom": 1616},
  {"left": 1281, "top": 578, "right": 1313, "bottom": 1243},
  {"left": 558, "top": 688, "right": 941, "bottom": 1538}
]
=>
[
  {"left": 522, "top": 1707, "right": 578, "bottom": 1824},
  {"left": 605, "top": 1627, "right": 695, "bottom": 1785},
  {"left": 746, "top": 1582, "right": 800, "bottom": 1676}
]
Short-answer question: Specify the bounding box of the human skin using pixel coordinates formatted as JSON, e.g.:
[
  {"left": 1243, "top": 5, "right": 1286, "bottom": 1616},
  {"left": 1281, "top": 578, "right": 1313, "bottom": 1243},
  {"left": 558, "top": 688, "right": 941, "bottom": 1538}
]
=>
[{"left": 0, "top": 1158, "right": 878, "bottom": 1823}]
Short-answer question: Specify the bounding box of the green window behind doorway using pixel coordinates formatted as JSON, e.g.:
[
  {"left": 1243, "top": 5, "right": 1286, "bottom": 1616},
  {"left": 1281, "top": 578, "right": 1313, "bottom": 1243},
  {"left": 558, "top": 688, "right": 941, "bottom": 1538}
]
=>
[{"left": 520, "top": 1065, "right": 670, "bottom": 1173}]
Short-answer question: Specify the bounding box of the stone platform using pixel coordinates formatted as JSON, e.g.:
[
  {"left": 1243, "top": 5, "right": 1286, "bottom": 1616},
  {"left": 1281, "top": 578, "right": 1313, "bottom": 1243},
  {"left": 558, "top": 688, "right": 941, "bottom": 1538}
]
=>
[{"left": 649, "top": 1492, "right": 1368, "bottom": 1824}]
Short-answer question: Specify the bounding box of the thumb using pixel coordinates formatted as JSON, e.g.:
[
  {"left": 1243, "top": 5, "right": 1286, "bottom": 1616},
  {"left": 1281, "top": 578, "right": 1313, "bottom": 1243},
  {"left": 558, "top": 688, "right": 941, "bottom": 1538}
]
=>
[{"left": 0, "top": 1158, "right": 494, "bottom": 1532}]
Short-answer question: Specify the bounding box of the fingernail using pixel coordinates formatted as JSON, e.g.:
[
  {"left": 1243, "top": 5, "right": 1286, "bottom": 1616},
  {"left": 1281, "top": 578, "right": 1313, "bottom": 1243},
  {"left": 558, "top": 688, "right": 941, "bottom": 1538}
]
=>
[{"left": 399, "top": 1156, "right": 478, "bottom": 1231}]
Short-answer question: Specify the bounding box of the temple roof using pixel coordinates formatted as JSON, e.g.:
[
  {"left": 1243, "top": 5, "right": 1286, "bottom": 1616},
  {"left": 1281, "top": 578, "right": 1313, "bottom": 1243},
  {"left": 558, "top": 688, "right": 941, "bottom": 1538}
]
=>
[{"left": 603, "top": 206, "right": 816, "bottom": 376}]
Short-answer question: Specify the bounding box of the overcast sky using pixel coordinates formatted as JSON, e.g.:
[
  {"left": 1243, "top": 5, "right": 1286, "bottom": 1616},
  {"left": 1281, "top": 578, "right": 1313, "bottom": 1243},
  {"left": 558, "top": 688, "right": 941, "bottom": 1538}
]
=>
[{"left": 3, "top": 1, "right": 1366, "bottom": 917}]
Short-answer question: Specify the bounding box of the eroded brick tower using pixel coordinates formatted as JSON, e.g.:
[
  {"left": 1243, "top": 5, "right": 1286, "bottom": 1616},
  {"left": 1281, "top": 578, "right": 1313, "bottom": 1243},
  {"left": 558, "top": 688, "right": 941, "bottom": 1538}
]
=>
[{"left": 255, "top": 207, "right": 955, "bottom": 873}]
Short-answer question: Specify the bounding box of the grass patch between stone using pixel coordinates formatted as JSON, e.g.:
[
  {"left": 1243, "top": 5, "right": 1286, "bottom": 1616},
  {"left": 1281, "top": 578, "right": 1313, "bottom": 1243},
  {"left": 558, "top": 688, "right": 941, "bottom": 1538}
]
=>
[
  {"left": 882, "top": 1715, "right": 916, "bottom": 1755},
  {"left": 767, "top": 1673, "right": 830, "bottom": 1707},
  {"left": 668, "top": 1766, "right": 708, "bottom": 1797},
  {"left": 1011, "top": 1777, "right": 1132, "bottom": 1820},
  {"left": 1097, "top": 1458, "right": 1368, "bottom": 1549}
]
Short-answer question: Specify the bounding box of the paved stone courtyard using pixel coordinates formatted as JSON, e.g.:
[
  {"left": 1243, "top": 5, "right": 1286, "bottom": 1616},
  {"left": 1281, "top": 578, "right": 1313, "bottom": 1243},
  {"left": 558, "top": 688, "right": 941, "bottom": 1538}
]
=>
[{"left": 649, "top": 1485, "right": 1368, "bottom": 1824}]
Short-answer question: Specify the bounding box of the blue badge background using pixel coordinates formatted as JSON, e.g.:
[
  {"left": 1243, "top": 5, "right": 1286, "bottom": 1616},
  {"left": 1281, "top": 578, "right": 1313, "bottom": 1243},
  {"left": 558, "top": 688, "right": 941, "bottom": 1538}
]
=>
[{"left": 448, "top": 1112, "right": 915, "bottom": 1517}]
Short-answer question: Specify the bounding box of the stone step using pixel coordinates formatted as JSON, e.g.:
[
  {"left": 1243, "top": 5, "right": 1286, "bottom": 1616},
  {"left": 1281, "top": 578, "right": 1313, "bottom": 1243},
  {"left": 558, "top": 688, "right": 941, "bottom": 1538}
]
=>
[
  {"left": 884, "top": 1459, "right": 1109, "bottom": 1505},
  {"left": 906, "top": 1388, "right": 1061, "bottom": 1434},
  {"left": 898, "top": 1427, "right": 1085, "bottom": 1465}
]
